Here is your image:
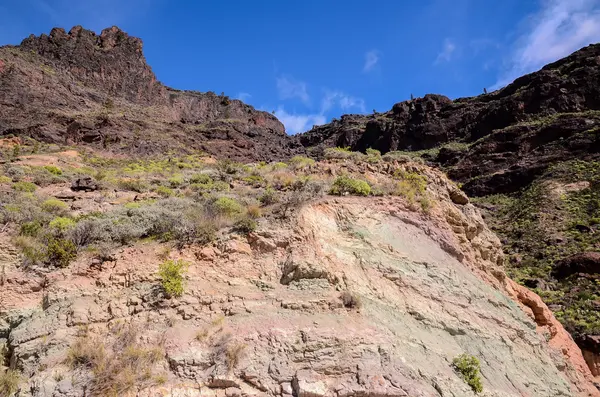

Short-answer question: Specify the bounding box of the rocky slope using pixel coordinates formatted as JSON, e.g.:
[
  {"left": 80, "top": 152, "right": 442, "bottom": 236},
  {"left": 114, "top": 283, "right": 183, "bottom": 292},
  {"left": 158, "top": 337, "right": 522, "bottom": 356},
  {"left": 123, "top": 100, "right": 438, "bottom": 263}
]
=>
[
  {"left": 0, "top": 26, "right": 302, "bottom": 161},
  {"left": 0, "top": 145, "right": 598, "bottom": 396},
  {"left": 298, "top": 44, "right": 600, "bottom": 197},
  {"left": 297, "top": 44, "right": 600, "bottom": 373}
]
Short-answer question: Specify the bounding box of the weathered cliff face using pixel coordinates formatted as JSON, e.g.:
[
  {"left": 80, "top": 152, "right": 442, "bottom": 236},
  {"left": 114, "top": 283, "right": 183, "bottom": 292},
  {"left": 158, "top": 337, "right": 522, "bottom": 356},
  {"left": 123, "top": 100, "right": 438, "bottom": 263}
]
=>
[
  {"left": 297, "top": 44, "right": 600, "bottom": 371},
  {"left": 298, "top": 44, "right": 600, "bottom": 197},
  {"left": 0, "top": 156, "right": 597, "bottom": 396},
  {"left": 0, "top": 26, "right": 301, "bottom": 161}
]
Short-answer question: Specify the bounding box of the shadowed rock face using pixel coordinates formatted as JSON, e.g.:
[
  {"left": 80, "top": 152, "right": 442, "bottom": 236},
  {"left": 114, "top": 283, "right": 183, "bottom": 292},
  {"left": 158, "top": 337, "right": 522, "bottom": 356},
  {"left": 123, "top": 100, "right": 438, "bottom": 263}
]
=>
[
  {"left": 298, "top": 44, "right": 600, "bottom": 197},
  {"left": 0, "top": 26, "right": 303, "bottom": 161}
]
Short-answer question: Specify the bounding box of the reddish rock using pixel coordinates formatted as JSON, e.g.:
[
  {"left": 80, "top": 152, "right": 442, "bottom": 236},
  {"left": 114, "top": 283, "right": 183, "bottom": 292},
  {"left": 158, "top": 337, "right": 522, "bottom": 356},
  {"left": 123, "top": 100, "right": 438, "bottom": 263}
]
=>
[{"left": 552, "top": 252, "right": 600, "bottom": 279}]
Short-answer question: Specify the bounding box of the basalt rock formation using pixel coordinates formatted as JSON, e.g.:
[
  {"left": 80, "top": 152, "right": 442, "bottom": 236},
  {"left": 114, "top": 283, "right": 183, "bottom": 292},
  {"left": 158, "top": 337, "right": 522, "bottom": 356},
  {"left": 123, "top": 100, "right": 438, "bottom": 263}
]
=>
[{"left": 0, "top": 26, "right": 302, "bottom": 161}]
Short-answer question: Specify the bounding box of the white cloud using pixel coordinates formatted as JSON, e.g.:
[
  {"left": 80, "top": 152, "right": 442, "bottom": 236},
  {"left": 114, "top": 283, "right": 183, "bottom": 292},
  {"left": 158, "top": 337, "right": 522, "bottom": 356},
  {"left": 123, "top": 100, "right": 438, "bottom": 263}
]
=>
[
  {"left": 237, "top": 92, "right": 252, "bottom": 102},
  {"left": 321, "top": 90, "right": 366, "bottom": 113},
  {"left": 276, "top": 75, "right": 310, "bottom": 104},
  {"left": 274, "top": 107, "right": 326, "bottom": 134},
  {"left": 363, "top": 50, "right": 380, "bottom": 72},
  {"left": 435, "top": 38, "right": 456, "bottom": 64},
  {"left": 494, "top": 0, "right": 600, "bottom": 88}
]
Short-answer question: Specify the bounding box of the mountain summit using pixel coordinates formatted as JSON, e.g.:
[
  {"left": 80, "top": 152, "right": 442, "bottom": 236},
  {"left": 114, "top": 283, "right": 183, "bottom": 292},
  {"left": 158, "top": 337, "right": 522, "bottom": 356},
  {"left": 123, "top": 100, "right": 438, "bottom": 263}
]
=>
[{"left": 0, "top": 26, "right": 301, "bottom": 161}]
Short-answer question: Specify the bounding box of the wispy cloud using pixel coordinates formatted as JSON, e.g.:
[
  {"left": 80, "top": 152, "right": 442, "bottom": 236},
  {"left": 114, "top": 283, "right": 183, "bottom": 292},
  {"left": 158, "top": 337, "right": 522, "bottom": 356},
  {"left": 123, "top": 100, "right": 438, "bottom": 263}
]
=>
[
  {"left": 494, "top": 0, "right": 600, "bottom": 88},
  {"left": 363, "top": 50, "right": 380, "bottom": 72},
  {"left": 321, "top": 90, "right": 366, "bottom": 113},
  {"left": 276, "top": 75, "right": 310, "bottom": 104},
  {"left": 435, "top": 38, "right": 456, "bottom": 64},
  {"left": 274, "top": 106, "right": 326, "bottom": 134},
  {"left": 236, "top": 92, "right": 252, "bottom": 102}
]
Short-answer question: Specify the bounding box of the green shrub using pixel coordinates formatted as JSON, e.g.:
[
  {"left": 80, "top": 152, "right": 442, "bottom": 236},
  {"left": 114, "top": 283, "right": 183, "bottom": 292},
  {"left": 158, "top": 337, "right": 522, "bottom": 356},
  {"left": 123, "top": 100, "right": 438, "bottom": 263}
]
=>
[
  {"left": 259, "top": 188, "right": 278, "bottom": 205},
  {"left": 213, "top": 197, "right": 243, "bottom": 217},
  {"left": 44, "top": 165, "right": 63, "bottom": 175},
  {"left": 158, "top": 259, "right": 189, "bottom": 298},
  {"left": 234, "top": 217, "right": 257, "bottom": 234},
  {"left": 0, "top": 369, "right": 21, "bottom": 396},
  {"left": 12, "top": 181, "right": 37, "bottom": 192},
  {"left": 324, "top": 147, "right": 364, "bottom": 161},
  {"left": 168, "top": 174, "right": 185, "bottom": 188},
  {"left": 117, "top": 178, "right": 149, "bottom": 193},
  {"left": 452, "top": 354, "right": 483, "bottom": 394},
  {"left": 0, "top": 175, "right": 12, "bottom": 184},
  {"left": 49, "top": 216, "right": 76, "bottom": 233},
  {"left": 329, "top": 176, "right": 371, "bottom": 196},
  {"left": 42, "top": 198, "right": 69, "bottom": 213},
  {"left": 394, "top": 169, "right": 427, "bottom": 203},
  {"left": 271, "top": 162, "right": 288, "bottom": 170},
  {"left": 47, "top": 238, "right": 77, "bottom": 267},
  {"left": 190, "top": 173, "right": 212, "bottom": 184},
  {"left": 366, "top": 148, "right": 381, "bottom": 157},
  {"left": 20, "top": 220, "right": 42, "bottom": 237},
  {"left": 289, "top": 155, "right": 315, "bottom": 169},
  {"left": 155, "top": 186, "right": 174, "bottom": 197},
  {"left": 242, "top": 174, "right": 265, "bottom": 187}
]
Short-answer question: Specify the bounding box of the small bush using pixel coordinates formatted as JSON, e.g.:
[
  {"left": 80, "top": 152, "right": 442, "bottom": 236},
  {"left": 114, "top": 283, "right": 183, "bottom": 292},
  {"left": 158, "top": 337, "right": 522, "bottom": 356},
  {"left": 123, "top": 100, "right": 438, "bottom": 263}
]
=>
[
  {"left": 246, "top": 205, "right": 261, "bottom": 219},
  {"left": 234, "top": 217, "right": 257, "bottom": 234},
  {"left": 168, "top": 174, "right": 185, "bottom": 188},
  {"left": 381, "top": 151, "right": 412, "bottom": 163},
  {"left": 226, "top": 343, "right": 246, "bottom": 370},
  {"left": 242, "top": 174, "right": 265, "bottom": 187},
  {"left": 366, "top": 148, "right": 381, "bottom": 157},
  {"left": 158, "top": 259, "right": 189, "bottom": 298},
  {"left": 20, "top": 220, "right": 42, "bottom": 237},
  {"left": 42, "top": 198, "right": 69, "bottom": 213},
  {"left": 67, "top": 326, "right": 164, "bottom": 396},
  {"left": 289, "top": 155, "right": 315, "bottom": 169},
  {"left": 340, "top": 292, "right": 362, "bottom": 309},
  {"left": 67, "top": 336, "right": 106, "bottom": 369},
  {"left": 330, "top": 176, "right": 371, "bottom": 196},
  {"left": 190, "top": 173, "right": 212, "bottom": 184},
  {"left": 0, "top": 175, "right": 12, "bottom": 184},
  {"left": 259, "top": 188, "right": 278, "bottom": 205},
  {"left": 44, "top": 165, "right": 63, "bottom": 175},
  {"left": 452, "top": 354, "right": 483, "bottom": 394},
  {"left": 393, "top": 169, "right": 427, "bottom": 199},
  {"left": 12, "top": 181, "right": 37, "bottom": 192},
  {"left": 49, "top": 216, "right": 76, "bottom": 233},
  {"left": 47, "top": 238, "right": 77, "bottom": 267},
  {"left": 213, "top": 197, "right": 243, "bottom": 217},
  {"left": 0, "top": 369, "right": 21, "bottom": 396},
  {"left": 118, "top": 178, "right": 149, "bottom": 193},
  {"left": 154, "top": 186, "right": 174, "bottom": 197},
  {"left": 271, "top": 172, "right": 296, "bottom": 190},
  {"left": 14, "top": 235, "right": 46, "bottom": 265}
]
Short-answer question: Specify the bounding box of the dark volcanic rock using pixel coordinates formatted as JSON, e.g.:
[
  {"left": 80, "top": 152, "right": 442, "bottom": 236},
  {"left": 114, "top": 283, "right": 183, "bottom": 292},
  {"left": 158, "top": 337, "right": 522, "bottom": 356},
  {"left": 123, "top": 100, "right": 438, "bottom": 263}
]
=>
[
  {"left": 71, "top": 177, "right": 98, "bottom": 192},
  {"left": 298, "top": 44, "right": 600, "bottom": 196},
  {"left": 0, "top": 26, "right": 302, "bottom": 162},
  {"left": 553, "top": 252, "right": 600, "bottom": 279}
]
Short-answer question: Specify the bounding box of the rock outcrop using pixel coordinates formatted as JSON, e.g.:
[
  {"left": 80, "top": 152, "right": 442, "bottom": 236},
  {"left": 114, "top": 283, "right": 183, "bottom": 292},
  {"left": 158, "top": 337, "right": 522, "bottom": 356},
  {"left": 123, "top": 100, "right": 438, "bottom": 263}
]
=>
[
  {"left": 0, "top": 159, "right": 598, "bottom": 396},
  {"left": 298, "top": 44, "right": 600, "bottom": 197},
  {"left": 0, "top": 26, "right": 302, "bottom": 161},
  {"left": 297, "top": 44, "right": 600, "bottom": 372}
]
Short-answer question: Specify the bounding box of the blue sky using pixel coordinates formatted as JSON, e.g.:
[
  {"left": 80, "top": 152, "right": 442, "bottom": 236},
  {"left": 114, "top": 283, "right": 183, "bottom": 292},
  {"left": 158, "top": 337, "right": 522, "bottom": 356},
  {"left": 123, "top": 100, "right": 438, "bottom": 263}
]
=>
[{"left": 2, "top": 1, "right": 600, "bottom": 133}]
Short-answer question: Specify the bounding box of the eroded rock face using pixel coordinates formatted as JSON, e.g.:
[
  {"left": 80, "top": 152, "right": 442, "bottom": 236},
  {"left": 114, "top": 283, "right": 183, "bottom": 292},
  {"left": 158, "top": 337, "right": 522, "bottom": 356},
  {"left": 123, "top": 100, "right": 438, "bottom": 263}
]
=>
[
  {"left": 0, "top": 163, "right": 597, "bottom": 396},
  {"left": 298, "top": 44, "right": 600, "bottom": 197},
  {"left": 0, "top": 26, "right": 301, "bottom": 161}
]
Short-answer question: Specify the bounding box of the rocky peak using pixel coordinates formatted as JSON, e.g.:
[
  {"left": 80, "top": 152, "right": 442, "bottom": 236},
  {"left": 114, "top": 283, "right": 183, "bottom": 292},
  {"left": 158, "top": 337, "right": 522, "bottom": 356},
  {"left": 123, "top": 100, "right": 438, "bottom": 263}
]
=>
[{"left": 19, "top": 25, "right": 161, "bottom": 103}]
